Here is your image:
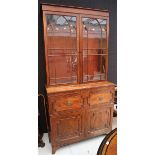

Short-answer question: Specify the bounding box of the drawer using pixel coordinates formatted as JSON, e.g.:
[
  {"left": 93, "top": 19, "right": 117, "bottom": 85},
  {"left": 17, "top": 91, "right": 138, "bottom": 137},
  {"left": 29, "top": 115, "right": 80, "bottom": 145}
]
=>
[
  {"left": 89, "top": 87, "right": 114, "bottom": 106},
  {"left": 48, "top": 93, "right": 83, "bottom": 112}
]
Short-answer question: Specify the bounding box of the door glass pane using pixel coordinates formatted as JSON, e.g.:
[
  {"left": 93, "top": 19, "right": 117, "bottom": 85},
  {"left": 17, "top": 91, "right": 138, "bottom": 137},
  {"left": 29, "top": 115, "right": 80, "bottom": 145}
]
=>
[
  {"left": 46, "top": 14, "right": 77, "bottom": 85},
  {"left": 82, "top": 17, "right": 107, "bottom": 82}
]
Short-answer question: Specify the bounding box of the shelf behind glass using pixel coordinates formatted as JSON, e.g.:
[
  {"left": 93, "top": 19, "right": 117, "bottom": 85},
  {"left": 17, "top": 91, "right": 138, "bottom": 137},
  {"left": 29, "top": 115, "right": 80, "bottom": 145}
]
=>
[
  {"left": 83, "top": 73, "right": 105, "bottom": 82},
  {"left": 50, "top": 76, "right": 77, "bottom": 85}
]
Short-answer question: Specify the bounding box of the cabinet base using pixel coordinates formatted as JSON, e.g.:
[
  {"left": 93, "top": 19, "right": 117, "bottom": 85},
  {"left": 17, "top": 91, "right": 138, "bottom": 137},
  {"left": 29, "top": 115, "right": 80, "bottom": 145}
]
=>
[{"left": 50, "top": 128, "right": 111, "bottom": 154}]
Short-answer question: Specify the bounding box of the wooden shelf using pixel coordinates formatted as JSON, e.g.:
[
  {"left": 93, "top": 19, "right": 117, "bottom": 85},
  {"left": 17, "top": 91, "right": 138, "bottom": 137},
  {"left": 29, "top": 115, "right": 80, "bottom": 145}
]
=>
[
  {"left": 83, "top": 48, "right": 107, "bottom": 50},
  {"left": 83, "top": 54, "right": 107, "bottom": 56},
  {"left": 48, "top": 54, "right": 78, "bottom": 56},
  {"left": 48, "top": 48, "right": 77, "bottom": 50}
]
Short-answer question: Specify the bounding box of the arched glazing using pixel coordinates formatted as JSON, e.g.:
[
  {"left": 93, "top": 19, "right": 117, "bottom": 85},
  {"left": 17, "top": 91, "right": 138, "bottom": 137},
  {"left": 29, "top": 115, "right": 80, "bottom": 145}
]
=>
[
  {"left": 46, "top": 14, "right": 77, "bottom": 85},
  {"left": 82, "top": 17, "right": 107, "bottom": 82}
]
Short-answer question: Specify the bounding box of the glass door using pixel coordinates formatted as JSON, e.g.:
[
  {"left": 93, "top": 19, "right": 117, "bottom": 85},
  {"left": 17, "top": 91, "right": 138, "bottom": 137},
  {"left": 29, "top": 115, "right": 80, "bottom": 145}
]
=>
[
  {"left": 81, "top": 16, "right": 108, "bottom": 82},
  {"left": 45, "top": 13, "right": 78, "bottom": 85}
]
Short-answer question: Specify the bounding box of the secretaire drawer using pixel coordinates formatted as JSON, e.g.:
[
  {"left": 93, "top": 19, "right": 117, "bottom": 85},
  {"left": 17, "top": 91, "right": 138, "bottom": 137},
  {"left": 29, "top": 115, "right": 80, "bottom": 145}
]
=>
[
  {"left": 89, "top": 87, "right": 114, "bottom": 106},
  {"left": 48, "top": 92, "right": 83, "bottom": 113}
]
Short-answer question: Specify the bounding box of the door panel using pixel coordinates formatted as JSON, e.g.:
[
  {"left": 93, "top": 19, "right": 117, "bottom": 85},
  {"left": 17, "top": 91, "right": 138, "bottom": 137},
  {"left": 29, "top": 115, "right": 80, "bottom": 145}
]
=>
[
  {"left": 45, "top": 14, "right": 79, "bottom": 85},
  {"left": 86, "top": 106, "right": 113, "bottom": 136},
  {"left": 51, "top": 110, "right": 84, "bottom": 145},
  {"left": 81, "top": 16, "right": 108, "bottom": 82}
]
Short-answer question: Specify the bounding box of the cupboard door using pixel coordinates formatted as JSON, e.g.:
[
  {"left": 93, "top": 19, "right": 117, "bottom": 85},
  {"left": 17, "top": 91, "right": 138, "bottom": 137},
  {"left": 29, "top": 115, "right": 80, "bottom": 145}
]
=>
[
  {"left": 51, "top": 110, "right": 84, "bottom": 145},
  {"left": 81, "top": 16, "right": 109, "bottom": 82},
  {"left": 44, "top": 13, "right": 79, "bottom": 85},
  {"left": 86, "top": 106, "right": 113, "bottom": 136}
]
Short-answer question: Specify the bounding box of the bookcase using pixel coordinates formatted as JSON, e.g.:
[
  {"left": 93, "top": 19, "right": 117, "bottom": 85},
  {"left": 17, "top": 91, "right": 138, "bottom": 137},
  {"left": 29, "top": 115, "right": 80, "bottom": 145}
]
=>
[{"left": 42, "top": 4, "right": 115, "bottom": 154}]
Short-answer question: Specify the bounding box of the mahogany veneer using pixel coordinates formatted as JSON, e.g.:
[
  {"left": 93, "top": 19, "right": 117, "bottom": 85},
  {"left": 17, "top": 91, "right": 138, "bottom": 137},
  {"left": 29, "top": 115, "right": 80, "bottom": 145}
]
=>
[
  {"left": 41, "top": 4, "right": 115, "bottom": 154},
  {"left": 47, "top": 82, "right": 115, "bottom": 153}
]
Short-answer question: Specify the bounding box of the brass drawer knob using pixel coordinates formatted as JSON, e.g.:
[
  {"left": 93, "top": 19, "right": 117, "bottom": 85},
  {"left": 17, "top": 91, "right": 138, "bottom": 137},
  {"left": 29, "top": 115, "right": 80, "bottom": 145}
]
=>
[
  {"left": 99, "top": 97, "right": 103, "bottom": 101},
  {"left": 66, "top": 101, "right": 73, "bottom": 106}
]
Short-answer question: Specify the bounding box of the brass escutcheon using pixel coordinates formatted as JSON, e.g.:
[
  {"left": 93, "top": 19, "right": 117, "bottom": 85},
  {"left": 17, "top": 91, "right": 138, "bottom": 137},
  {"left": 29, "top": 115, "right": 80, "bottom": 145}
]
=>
[
  {"left": 66, "top": 101, "right": 72, "bottom": 106},
  {"left": 99, "top": 96, "right": 103, "bottom": 101}
]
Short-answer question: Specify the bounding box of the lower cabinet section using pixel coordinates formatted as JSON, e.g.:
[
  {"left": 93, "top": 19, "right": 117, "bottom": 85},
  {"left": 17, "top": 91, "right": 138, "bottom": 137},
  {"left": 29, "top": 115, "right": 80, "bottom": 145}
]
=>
[
  {"left": 50, "top": 107, "right": 113, "bottom": 154},
  {"left": 47, "top": 84, "right": 115, "bottom": 154}
]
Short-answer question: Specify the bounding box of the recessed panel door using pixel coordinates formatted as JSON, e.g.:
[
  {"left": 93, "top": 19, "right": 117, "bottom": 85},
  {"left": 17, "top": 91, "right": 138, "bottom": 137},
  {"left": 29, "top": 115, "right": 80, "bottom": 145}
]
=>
[
  {"left": 51, "top": 110, "right": 84, "bottom": 145},
  {"left": 86, "top": 106, "right": 113, "bottom": 136}
]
